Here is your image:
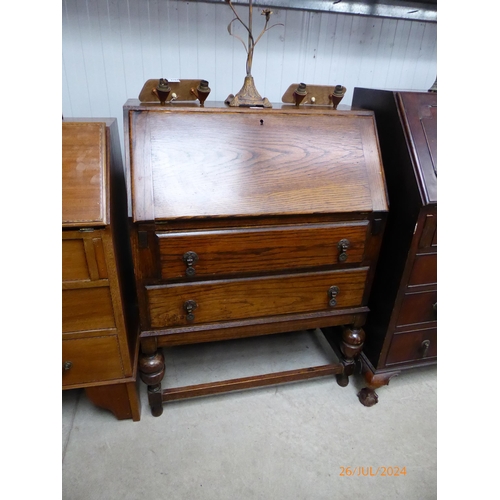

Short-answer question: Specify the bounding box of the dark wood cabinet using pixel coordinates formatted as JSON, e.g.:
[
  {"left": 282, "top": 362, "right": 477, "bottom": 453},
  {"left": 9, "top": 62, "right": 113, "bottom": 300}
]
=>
[
  {"left": 123, "top": 101, "right": 389, "bottom": 416},
  {"left": 62, "top": 119, "right": 141, "bottom": 420},
  {"left": 351, "top": 88, "right": 437, "bottom": 406}
]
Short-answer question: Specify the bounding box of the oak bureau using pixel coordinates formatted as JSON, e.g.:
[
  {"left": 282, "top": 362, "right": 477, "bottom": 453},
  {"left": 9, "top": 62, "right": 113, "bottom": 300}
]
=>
[
  {"left": 62, "top": 118, "right": 140, "bottom": 421},
  {"left": 352, "top": 89, "right": 437, "bottom": 406},
  {"left": 123, "top": 101, "right": 389, "bottom": 416}
]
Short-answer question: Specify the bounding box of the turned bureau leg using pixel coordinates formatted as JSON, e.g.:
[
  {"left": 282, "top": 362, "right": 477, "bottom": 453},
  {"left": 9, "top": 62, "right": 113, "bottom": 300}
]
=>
[
  {"left": 336, "top": 324, "right": 366, "bottom": 388},
  {"left": 139, "top": 341, "right": 165, "bottom": 417}
]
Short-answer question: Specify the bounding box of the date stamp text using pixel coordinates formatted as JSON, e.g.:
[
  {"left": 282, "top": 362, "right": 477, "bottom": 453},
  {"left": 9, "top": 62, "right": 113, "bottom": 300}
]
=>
[{"left": 340, "top": 466, "right": 407, "bottom": 477}]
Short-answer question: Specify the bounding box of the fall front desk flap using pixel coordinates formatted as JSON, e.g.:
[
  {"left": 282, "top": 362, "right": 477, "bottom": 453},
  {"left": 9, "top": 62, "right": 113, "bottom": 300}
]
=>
[
  {"left": 62, "top": 122, "right": 108, "bottom": 228},
  {"left": 126, "top": 104, "right": 388, "bottom": 222}
]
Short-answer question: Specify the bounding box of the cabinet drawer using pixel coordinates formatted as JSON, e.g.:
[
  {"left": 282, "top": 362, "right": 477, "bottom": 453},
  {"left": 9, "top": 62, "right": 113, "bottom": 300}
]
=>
[
  {"left": 408, "top": 253, "right": 437, "bottom": 286},
  {"left": 62, "top": 235, "right": 108, "bottom": 282},
  {"left": 62, "top": 287, "right": 116, "bottom": 333},
  {"left": 386, "top": 328, "right": 437, "bottom": 365},
  {"left": 147, "top": 267, "right": 369, "bottom": 328},
  {"left": 62, "top": 336, "right": 124, "bottom": 386},
  {"left": 396, "top": 290, "right": 437, "bottom": 328},
  {"left": 62, "top": 239, "right": 90, "bottom": 281},
  {"left": 157, "top": 222, "right": 369, "bottom": 280}
]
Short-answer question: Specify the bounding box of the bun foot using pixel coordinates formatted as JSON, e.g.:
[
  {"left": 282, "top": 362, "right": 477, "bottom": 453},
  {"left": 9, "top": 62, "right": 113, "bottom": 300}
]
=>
[
  {"left": 151, "top": 404, "right": 163, "bottom": 417},
  {"left": 357, "top": 387, "right": 379, "bottom": 407},
  {"left": 336, "top": 373, "right": 349, "bottom": 387}
]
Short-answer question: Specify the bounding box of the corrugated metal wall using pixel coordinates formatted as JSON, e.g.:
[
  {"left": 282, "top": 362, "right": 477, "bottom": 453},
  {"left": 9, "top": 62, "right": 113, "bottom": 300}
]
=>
[{"left": 62, "top": 0, "right": 437, "bottom": 148}]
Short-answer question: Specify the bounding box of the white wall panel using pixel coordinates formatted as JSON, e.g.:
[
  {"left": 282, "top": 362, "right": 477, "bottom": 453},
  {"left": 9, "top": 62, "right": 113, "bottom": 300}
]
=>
[
  {"left": 414, "top": 21, "right": 438, "bottom": 88},
  {"left": 62, "top": 0, "right": 437, "bottom": 156},
  {"left": 371, "top": 18, "right": 398, "bottom": 88}
]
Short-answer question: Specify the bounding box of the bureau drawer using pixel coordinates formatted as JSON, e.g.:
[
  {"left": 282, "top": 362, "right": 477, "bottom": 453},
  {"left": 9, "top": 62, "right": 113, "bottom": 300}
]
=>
[
  {"left": 147, "top": 268, "right": 369, "bottom": 328},
  {"left": 157, "top": 222, "right": 369, "bottom": 280},
  {"left": 386, "top": 328, "right": 437, "bottom": 365},
  {"left": 62, "top": 336, "right": 124, "bottom": 386},
  {"left": 408, "top": 253, "right": 437, "bottom": 286},
  {"left": 62, "top": 234, "right": 108, "bottom": 282},
  {"left": 62, "top": 239, "right": 90, "bottom": 281},
  {"left": 62, "top": 287, "right": 116, "bottom": 333},
  {"left": 396, "top": 289, "right": 437, "bottom": 328}
]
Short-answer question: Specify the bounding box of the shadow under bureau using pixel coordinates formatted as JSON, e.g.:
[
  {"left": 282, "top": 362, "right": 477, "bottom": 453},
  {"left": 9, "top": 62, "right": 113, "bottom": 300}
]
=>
[
  {"left": 62, "top": 119, "right": 140, "bottom": 421},
  {"left": 123, "top": 101, "right": 389, "bottom": 416}
]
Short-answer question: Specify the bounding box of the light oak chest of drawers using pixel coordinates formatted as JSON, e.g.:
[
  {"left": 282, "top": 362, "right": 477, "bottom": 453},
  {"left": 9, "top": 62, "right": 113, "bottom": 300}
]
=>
[
  {"left": 62, "top": 119, "right": 140, "bottom": 420},
  {"left": 123, "top": 101, "right": 389, "bottom": 416}
]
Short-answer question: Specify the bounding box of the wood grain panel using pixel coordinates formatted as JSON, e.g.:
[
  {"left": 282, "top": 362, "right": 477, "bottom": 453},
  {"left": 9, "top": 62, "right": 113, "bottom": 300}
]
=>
[
  {"left": 157, "top": 222, "right": 369, "bottom": 279},
  {"left": 129, "top": 111, "right": 155, "bottom": 221},
  {"left": 399, "top": 92, "right": 437, "bottom": 203},
  {"left": 62, "top": 122, "right": 107, "bottom": 227},
  {"left": 147, "top": 268, "right": 369, "bottom": 327},
  {"left": 62, "top": 239, "right": 89, "bottom": 281},
  {"left": 131, "top": 109, "right": 384, "bottom": 221},
  {"left": 62, "top": 287, "right": 116, "bottom": 333},
  {"left": 85, "top": 383, "right": 141, "bottom": 421},
  {"left": 408, "top": 253, "right": 437, "bottom": 287},
  {"left": 92, "top": 237, "right": 108, "bottom": 279},
  {"left": 396, "top": 290, "right": 437, "bottom": 328},
  {"left": 62, "top": 336, "right": 124, "bottom": 386},
  {"left": 386, "top": 328, "right": 437, "bottom": 365}
]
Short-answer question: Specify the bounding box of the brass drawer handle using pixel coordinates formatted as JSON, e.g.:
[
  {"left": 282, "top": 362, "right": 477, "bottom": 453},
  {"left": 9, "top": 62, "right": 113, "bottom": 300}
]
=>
[
  {"left": 63, "top": 361, "right": 72, "bottom": 371},
  {"left": 183, "top": 251, "right": 199, "bottom": 277},
  {"left": 420, "top": 340, "right": 431, "bottom": 358},
  {"left": 328, "top": 286, "right": 340, "bottom": 307},
  {"left": 184, "top": 300, "right": 198, "bottom": 322},
  {"left": 337, "top": 239, "right": 350, "bottom": 262}
]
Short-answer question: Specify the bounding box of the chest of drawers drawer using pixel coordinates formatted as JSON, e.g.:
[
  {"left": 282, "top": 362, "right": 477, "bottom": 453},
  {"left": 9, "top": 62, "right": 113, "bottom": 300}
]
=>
[
  {"left": 62, "top": 336, "right": 124, "bottom": 386},
  {"left": 396, "top": 289, "right": 437, "bottom": 329},
  {"left": 386, "top": 327, "right": 437, "bottom": 365},
  {"left": 147, "top": 267, "right": 369, "bottom": 328},
  {"left": 62, "top": 235, "right": 108, "bottom": 282},
  {"left": 62, "top": 239, "right": 91, "bottom": 281},
  {"left": 408, "top": 253, "right": 437, "bottom": 287},
  {"left": 156, "top": 222, "right": 369, "bottom": 280},
  {"left": 62, "top": 287, "right": 116, "bottom": 333}
]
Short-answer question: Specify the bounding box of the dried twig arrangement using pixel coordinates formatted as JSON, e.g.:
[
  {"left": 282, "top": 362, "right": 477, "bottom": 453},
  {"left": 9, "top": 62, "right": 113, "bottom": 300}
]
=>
[
  {"left": 225, "top": 0, "right": 283, "bottom": 107},
  {"left": 226, "top": 0, "right": 283, "bottom": 77}
]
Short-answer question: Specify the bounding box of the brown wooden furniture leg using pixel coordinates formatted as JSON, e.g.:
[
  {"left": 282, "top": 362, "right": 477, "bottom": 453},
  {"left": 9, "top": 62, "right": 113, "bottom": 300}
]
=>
[
  {"left": 321, "top": 321, "right": 366, "bottom": 388},
  {"left": 139, "top": 339, "right": 165, "bottom": 417},
  {"left": 140, "top": 324, "right": 369, "bottom": 413},
  {"left": 336, "top": 324, "right": 366, "bottom": 387},
  {"left": 357, "top": 359, "right": 401, "bottom": 407},
  {"left": 357, "top": 387, "right": 379, "bottom": 407},
  {"left": 85, "top": 381, "right": 141, "bottom": 421}
]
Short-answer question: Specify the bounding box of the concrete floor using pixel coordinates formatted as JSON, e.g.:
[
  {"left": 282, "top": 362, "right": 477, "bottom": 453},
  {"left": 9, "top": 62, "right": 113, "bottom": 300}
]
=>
[{"left": 62, "top": 329, "right": 437, "bottom": 500}]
